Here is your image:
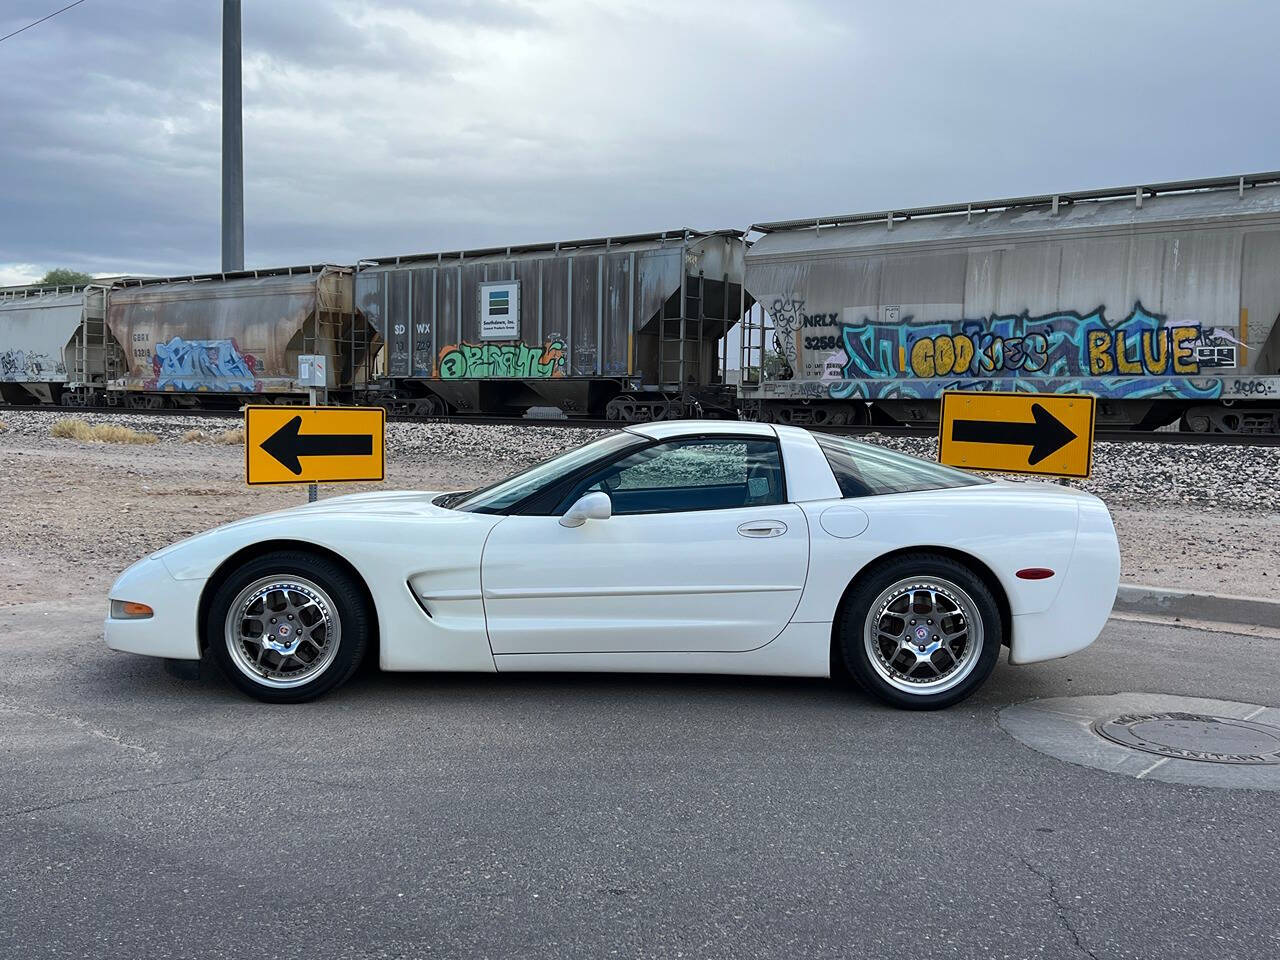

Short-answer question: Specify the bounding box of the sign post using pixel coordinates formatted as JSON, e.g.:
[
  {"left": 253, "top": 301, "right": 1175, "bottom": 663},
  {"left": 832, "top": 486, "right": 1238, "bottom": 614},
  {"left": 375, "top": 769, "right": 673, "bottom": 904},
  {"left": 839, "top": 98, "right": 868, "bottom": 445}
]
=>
[
  {"left": 244, "top": 406, "right": 385, "bottom": 486},
  {"left": 938, "top": 391, "right": 1096, "bottom": 479},
  {"left": 298, "top": 355, "right": 328, "bottom": 501}
]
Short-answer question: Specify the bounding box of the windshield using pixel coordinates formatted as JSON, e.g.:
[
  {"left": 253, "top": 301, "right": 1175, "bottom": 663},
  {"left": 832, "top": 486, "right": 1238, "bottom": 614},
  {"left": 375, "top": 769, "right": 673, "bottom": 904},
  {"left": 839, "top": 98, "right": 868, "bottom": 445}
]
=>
[{"left": 447, "top": 431, "right": 643, "bottom": 513}]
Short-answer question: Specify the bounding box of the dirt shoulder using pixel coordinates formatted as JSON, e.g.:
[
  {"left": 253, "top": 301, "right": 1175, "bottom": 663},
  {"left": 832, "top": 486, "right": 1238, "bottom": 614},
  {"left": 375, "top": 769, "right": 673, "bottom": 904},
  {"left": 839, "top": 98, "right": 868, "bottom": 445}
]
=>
[{"left": 0, "top": 425, "right": 520, "bottom": 604}]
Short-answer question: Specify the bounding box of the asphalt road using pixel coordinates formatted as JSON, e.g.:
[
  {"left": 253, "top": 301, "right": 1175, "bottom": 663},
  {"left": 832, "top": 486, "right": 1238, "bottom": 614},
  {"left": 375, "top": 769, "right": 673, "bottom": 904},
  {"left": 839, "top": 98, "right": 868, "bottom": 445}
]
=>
[{"left": 2, "top": 599, "right": 1277, "bottom": 960}]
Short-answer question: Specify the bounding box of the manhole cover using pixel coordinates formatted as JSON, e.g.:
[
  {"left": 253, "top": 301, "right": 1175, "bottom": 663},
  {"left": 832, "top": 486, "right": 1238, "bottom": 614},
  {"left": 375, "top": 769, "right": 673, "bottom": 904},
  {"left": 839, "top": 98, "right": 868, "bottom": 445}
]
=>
[
  {"left": 1092, "top": 712, "right": 1280, "bottom": 765},
  {"left": 1000, "top": 694, "right": 1280, "bottom": 789}
]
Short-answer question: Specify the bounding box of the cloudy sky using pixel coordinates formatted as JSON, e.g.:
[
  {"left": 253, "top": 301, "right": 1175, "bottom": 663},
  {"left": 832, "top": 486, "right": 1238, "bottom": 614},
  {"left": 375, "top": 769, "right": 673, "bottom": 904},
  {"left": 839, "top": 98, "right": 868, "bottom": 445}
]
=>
[{"left": 1, "top": 0, "right": 1277, "bottom": 284}]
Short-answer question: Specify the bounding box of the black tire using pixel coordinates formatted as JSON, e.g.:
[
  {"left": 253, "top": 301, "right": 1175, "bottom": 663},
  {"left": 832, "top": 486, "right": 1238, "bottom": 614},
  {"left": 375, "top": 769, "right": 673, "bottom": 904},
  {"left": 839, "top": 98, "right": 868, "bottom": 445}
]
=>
[
  {"left": 837, "top": 552, "right": 1002, "bottom": 710},
  {"left": 206, "top": 550, "right": 371, "bottom": 704}
]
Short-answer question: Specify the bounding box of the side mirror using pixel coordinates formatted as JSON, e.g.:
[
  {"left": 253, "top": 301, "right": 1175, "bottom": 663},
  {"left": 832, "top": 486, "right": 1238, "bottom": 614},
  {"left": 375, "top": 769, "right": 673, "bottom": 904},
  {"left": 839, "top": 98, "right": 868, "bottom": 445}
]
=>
[{"left": 559, "top": 491, "right": 612, "bottom": 528}]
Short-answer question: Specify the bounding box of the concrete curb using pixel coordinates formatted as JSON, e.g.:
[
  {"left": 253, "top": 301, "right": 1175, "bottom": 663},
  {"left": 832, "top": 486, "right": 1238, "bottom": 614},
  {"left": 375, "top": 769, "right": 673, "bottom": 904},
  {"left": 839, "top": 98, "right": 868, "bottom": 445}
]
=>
[{"left": 1114, "top": 584, "right": 1280, "bottom": 630}]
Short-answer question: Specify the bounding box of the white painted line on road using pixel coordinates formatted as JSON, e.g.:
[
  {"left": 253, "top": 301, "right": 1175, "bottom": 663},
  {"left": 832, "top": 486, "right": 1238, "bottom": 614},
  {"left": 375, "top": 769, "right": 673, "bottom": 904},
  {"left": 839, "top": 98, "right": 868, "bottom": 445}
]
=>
[{"left": 1134, "top": 756, "right": 1170, "bottom": 779}]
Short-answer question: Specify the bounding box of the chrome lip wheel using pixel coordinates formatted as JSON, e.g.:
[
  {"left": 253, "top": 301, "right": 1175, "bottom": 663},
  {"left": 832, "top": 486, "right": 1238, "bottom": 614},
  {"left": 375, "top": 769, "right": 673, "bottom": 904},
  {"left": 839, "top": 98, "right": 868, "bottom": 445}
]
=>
[
  {"left": 224, "top": 576, "right": 341, "bottom": 690},
  {"left": 863, "top": 577, "right": 983, "bottom": 695}
]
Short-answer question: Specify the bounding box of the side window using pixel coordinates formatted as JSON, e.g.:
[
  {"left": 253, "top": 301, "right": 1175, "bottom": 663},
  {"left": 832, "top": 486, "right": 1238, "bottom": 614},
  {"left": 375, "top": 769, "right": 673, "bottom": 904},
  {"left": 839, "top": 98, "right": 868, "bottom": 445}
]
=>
[
  {"left": 561, "top": 437, "right": 784, "bottom": 515},
  {"left": 813, "top": 434, "right": 986, "bottom": 497}
]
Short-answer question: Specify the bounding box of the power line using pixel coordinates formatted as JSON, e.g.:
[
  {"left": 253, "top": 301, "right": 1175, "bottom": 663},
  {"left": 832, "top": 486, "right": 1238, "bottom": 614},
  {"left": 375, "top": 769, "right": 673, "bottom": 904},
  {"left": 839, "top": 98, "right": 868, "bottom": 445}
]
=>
[{"left": 0, "top": 0, "right": 89, "bottom": 45}]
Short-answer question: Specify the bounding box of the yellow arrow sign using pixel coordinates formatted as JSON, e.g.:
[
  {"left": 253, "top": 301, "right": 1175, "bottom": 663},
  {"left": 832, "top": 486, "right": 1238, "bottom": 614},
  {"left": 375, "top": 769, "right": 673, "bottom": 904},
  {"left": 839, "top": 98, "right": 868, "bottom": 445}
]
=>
[
  {"left": 938, "top": 391, "right": 1096, "bottom": 478},
  {"left": 244, "top": 406, "right": 385, "bottom": 485}
]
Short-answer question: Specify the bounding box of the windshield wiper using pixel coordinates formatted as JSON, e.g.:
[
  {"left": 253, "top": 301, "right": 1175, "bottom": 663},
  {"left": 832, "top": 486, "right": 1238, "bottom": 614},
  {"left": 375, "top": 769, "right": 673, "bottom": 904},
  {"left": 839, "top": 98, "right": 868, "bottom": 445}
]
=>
[{"left": 433, "top": 490, "right": 472, "bottom": 509}]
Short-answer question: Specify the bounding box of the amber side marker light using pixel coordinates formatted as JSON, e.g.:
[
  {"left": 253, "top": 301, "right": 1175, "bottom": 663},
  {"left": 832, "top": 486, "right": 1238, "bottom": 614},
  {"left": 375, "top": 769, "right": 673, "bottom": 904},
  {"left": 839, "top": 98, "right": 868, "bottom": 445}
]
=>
[
  {"left": 1015, "top": 568, "right": 1056, "bottom": 580},
  {"left": 110, "top": 600, "right": 154, "bottom": 619}
]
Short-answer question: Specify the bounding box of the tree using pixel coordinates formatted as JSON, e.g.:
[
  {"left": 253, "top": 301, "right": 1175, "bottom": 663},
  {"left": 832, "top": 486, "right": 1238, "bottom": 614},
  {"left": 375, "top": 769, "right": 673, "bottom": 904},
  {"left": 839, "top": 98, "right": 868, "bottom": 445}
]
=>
[{"left": 40, "top": 268, "right": 93, "bottom": 287}]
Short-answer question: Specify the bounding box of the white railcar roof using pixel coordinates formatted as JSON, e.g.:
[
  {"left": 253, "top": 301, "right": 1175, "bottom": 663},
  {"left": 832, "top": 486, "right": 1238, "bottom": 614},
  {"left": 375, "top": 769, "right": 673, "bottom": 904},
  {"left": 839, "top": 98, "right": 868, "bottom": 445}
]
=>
[{"left": 749, "top": 172, "right": 1280, "bottom": 259}]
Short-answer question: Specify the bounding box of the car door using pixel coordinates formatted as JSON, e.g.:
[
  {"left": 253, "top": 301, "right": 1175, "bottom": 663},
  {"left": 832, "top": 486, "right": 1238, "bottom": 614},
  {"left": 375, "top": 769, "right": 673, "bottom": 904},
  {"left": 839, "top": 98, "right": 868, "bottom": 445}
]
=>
[{"left": 480, "top": 435, "right": 809, "bottom": 654}]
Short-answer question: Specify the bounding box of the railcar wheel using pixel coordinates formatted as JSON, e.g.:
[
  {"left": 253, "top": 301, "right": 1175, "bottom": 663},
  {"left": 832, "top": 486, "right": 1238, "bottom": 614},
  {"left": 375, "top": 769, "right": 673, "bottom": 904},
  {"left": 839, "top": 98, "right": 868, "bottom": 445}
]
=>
[
  {"left": 406, "top": 396, "right": 446, "bottom": 416},
  {"left": 125, "top": 394, "right": 165, "bottom": 410},
  {"left": 1182, "top": 412, "right": 1212, "bottom": 433},
  {"left": 207, "top": 551, "right": 371, "bottom": 703},
  {"left": 838, "top": 554, "right": 1001, "bottom": 709},
  {"left": 605, "top": 396, "right": 634, "bottom": 421}
]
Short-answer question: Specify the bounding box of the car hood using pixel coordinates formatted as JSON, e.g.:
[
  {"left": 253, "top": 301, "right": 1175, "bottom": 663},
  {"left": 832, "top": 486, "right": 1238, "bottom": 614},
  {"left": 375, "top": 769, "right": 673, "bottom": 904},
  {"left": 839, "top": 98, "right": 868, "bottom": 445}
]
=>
[
  {"left": 286, "top": 489, "right": 457, "bottom": 517},
  {"left": 145, "top": 489, "right": 467, "bottom": 568},
  {"left": 214, "top": 488, "right": 461, "bottom": 528}
]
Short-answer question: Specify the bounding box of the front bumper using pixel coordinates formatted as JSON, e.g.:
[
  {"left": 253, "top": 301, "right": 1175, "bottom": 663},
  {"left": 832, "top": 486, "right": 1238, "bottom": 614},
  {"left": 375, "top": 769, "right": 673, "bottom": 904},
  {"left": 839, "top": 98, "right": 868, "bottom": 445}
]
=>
[{"left": 104, "top": 556, "right": 204, "bottom": 660}]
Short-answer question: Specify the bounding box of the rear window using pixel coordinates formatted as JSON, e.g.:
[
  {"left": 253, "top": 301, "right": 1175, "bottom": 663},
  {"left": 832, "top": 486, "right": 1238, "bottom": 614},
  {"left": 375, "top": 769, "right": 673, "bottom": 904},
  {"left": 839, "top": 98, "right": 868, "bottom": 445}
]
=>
[{"left": 813, "top": 434, "right": 987, "bottom": 498}]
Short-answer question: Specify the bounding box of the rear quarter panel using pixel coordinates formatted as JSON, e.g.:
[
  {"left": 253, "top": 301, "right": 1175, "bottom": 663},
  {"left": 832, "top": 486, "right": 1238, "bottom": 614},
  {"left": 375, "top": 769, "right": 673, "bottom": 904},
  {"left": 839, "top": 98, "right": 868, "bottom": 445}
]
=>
[{"left": 792, "top": 483, "right": 1087, "bottom": 627}]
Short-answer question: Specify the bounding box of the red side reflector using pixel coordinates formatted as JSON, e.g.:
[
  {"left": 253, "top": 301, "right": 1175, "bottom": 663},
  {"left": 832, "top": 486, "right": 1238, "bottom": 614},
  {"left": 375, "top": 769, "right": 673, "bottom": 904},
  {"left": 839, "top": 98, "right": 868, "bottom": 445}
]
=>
[{"left": 1016, "top": 568, "right": 1055, "bottom": 580}]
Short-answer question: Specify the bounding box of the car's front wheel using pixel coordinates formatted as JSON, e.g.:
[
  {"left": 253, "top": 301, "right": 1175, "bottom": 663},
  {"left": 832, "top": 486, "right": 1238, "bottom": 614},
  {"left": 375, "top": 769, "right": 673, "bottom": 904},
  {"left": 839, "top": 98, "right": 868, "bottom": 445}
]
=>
[
  {"left": 206, "top": 550, "right": 371, "bottom": 703},
  {"left": 838, "top": 553, "right": 1002, "bottom": 710}
]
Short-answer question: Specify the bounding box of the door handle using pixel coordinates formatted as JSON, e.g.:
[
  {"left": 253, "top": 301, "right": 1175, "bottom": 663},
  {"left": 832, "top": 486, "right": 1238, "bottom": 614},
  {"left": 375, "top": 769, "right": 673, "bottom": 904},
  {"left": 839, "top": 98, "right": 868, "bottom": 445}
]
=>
[{"left": 737, "top": 520, "right": 787, "bottom": 538}]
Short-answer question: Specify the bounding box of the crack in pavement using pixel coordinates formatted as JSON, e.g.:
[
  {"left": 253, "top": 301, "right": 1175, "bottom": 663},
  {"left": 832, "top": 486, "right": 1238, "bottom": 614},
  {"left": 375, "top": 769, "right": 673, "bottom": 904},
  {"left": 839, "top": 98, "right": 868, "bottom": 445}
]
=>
[
  {"left": 0, "top": 695, "right": 163, "bottom": 764},
  {"left": 1021, "top": 856, "right": 1099, "bottom": 960},
  {"left": 0, "top": 776, "right": 208, "bottom": 821},
  {"left": 0, "top": 771, "right": 379, "bottom": 821},
  {"left": 0, "top": 709, "right": 379, "bottom": 823}
]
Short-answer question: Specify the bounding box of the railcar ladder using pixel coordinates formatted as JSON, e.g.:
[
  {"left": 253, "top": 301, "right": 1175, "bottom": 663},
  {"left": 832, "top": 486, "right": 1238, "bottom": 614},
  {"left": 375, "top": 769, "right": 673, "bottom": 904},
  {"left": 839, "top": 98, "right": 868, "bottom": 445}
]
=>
[
  {"left": 302, "top": 276, "right": 344, "bottom": 400},
  {"left": 302, "top": 268, "right": 375, "bottom": 399},
  {"left": 76, "top": 286, "right": 115, "bottom": 387},
  {"left": 738, "top": 297, "right": 767, "bottom": 386},
  {"left": 657, "top": 261, "right": 706, "bottom": 390}
]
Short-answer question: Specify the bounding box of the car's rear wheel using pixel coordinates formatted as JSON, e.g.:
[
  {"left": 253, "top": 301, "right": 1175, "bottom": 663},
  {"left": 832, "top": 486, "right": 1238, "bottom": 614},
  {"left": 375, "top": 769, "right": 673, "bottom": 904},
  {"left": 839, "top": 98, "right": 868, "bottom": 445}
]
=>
[
  {"left": 838, "top": 553, "right": 1002, "bottom": 709},
  {"left": 207, "top": 551, "right": 370, "bottom": 703}
]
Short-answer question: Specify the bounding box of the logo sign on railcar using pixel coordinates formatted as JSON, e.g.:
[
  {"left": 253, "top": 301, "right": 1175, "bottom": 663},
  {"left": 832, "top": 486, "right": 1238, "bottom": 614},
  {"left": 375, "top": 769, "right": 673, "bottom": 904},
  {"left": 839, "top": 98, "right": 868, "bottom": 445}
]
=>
[
  {"left": 244, "top": 406, "right": 385, "bottom": 485},
  {"left": 478, "top": 280, "right": 520, "bottom": 340},
  {"left": 938, "top": 391, "right": 1096, "bottom": 479}
]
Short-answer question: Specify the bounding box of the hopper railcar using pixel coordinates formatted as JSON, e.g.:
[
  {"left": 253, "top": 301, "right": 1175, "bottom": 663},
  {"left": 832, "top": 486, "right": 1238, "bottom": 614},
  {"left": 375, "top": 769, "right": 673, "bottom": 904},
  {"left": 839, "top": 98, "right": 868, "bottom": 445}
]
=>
[
  {"left": 355, "top": 229, "right": 748, "bottom": 421},
  {"left": 740, "top": 172, "right": 1280, "bottom": 433},
  {"left": 0, "top": 265, "right": 377, "bottom": 409},
  {"left": 0, "top": 283, "right": 118, "bottom": 406},
  {"left": 105, "top": 265, "right": 374, "bottom": 408}
]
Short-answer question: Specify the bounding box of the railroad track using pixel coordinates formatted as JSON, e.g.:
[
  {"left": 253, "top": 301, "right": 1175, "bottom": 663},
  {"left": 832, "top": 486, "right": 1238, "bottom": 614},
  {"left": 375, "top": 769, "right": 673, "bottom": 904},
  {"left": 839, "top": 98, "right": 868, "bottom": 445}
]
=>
[{"left": 11, "top": 404, "right": 1280, "bottom": 446}]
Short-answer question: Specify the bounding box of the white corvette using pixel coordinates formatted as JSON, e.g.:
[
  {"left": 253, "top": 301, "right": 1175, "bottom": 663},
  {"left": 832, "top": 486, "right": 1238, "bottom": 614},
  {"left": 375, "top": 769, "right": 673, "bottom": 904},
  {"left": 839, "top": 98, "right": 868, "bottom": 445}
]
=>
[{"left": 105, "top": 420, "right": 1120, "bottom": 709}]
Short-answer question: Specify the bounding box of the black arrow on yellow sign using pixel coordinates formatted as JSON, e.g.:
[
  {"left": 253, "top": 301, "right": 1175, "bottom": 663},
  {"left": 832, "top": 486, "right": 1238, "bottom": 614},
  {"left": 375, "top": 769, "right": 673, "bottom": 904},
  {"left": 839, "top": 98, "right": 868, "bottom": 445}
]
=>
[
  {"left": 950, "top": 402, "right": 1078, "bottom": 466},
  {"left": 260, "top": 415, "right": 373, "bottom": 476}
]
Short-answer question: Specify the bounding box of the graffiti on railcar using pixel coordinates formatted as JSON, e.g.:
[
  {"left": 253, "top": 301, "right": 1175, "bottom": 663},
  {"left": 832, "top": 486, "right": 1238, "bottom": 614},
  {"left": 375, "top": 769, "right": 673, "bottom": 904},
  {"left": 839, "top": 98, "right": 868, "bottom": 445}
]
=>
[
  {"left": 148, "top": 336, "right": 259, "bottom": 391},
  {"left": 436, "top": 340, "right": 567, "bottom": 379},
  {"left": 767, "top": 297, "right": 809, "bottom": 376},
  {"left": 1230, "top": 378, "right": 1278, "bottom": 397},
  {"left": 0, "top": 349, "right": 63, "bottom": 381},
  {"left": 817, "top": 376, "right": 1225, "bottom": 401},
  {"left": 766, "top": 297, "right": 1235, "bottom": 400},
  {"left": 1187, "top": 327, "right": 1244, "bottom": 369}
]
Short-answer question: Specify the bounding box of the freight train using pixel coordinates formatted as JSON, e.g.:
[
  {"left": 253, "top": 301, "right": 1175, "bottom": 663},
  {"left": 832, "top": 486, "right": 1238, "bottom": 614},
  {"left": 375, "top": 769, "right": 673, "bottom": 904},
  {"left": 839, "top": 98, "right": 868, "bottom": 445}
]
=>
[{"left": 3, "top": 172, "right": 1280, "bottom": 433}]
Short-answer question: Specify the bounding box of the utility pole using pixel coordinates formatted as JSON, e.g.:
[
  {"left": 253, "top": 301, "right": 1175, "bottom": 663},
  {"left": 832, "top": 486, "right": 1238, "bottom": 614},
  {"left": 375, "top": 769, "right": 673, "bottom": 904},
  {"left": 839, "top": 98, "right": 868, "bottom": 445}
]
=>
[{"left": 221, "top": 0, "right": 244, "bottom": 272}]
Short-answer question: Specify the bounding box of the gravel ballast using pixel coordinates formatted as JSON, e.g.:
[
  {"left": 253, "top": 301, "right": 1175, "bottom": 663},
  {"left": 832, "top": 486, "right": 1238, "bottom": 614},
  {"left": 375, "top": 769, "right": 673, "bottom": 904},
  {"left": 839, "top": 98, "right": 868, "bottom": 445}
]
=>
[{"left": 1, "top": 409, "right": 1277, "bottom": 601}]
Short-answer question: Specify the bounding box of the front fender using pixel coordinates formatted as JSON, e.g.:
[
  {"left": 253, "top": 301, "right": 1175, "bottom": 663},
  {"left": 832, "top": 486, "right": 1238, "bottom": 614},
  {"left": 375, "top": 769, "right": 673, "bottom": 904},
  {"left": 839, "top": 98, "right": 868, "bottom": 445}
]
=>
[{"left": 146, "top": 505, "right": 503, "bottom": 673}]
